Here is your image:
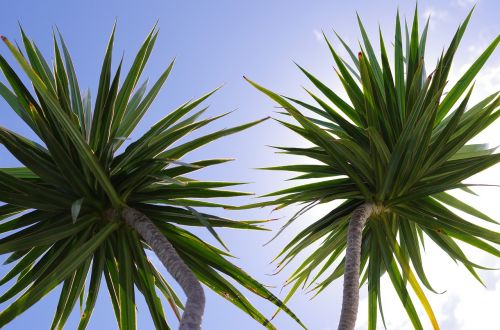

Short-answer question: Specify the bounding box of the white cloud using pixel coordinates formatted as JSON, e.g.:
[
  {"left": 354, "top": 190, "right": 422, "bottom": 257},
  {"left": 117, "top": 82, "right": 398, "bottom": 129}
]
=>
[
  {"left": 464, "top": 27, "right": 500, "bottom": 57},
  {"left": 355, "top": 243, "right": 500, "bottom": 329},
  {"left": 450, "top": 276, "right": 500, "bottom": 329},
  {"left": 473, "top": 65, "right": 500, "bottom": 99},
  {"left": 448, "top": 61, "right": 500, "bottom": 105},
  {"left": 423, "top": 7, "right": 449, "bottom": 30},
  {"left": 446, "top": 28, "right": 500, "bottom": 105},
  {"left": 353, "top": 160, "right": 500, "bottom": 329}
]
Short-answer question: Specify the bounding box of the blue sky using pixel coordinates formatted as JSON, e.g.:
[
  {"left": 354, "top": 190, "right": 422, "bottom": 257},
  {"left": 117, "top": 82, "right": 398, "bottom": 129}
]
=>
[{"left": 0, "top": 0, "right": 499, "bottom": 329}]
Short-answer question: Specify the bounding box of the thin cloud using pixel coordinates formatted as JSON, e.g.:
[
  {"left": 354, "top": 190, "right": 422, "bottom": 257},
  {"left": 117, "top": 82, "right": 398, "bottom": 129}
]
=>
[
  {"left": 449, "top": 59, "right": 500, "bottom": 104},
  {"left": 356, "top": 246, "right": 500, "bottom": 329},
  {"left": 355, "top": 165, "right": 500, "bottom": 330},
  {"left": 423, "top": 7, "right": 449, "bottom": 21},
  {"left": 423, "top": 7, "right": 449, "bottom": 30},
  {"left": 453, "top": 0, "right": 476, "bottom": 8},
  {"left": 313, "top": 29, "right": 323, "bottom": 42}
]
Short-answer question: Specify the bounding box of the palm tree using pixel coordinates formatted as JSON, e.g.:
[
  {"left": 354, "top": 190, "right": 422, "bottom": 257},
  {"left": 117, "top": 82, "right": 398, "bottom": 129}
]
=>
[
  {"left": 245, "top": 7, "right": 500, "bottom": 330},
  {"left": 0, "top": 26, "right": 304, "bottom": 330}
]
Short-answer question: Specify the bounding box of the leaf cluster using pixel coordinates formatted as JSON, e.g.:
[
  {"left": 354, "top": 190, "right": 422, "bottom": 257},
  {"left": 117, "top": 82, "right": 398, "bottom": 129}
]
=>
[
  {"left": 0, "top": 26, "right": 303, "bottom": 329},
  {"left": 246, "top": 7, "right": 500, "bottom": 329}
]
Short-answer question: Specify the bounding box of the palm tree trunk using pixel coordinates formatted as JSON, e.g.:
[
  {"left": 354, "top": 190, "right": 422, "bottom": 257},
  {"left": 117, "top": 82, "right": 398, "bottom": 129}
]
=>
[
  {"left": 122, "top": 207, "right": 205, "bottom": 330},
  {"left": 337, "top": 203, "right": 373, "bottom": 330}
]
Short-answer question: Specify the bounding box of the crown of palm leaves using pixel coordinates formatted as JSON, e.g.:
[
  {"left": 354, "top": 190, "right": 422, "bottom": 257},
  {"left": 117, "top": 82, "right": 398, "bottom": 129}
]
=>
[
  {"left": 246, "top": 7, "right": 500, "bottom": 329},
  {"left": 0, "top": 25, "right": 304, "bottom": 329}
]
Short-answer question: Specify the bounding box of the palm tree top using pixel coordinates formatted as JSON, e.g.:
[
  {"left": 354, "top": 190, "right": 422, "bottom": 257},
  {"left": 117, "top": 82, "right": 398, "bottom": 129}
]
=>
[
  {"left": 0, "top": 25, "right": 304, "bottom": 329},
  {"left": 245, "top": 6, "right": 499, "bottom": 329}
]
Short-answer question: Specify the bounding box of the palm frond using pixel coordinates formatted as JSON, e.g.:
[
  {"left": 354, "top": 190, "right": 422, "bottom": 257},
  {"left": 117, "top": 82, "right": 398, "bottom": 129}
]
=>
[
  {"left": 0, "top": 26, "right": 304, "bottom": 329},
  {"left": 247, "top": 7, "right": 499, "bottom": 329}
]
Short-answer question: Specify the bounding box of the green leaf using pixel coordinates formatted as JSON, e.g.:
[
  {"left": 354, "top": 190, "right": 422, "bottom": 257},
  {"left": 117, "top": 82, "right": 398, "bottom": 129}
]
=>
[
  {"left": 0, "top": 246, "right": 46, "bottom": 285},
  {"left": 374, "top": 224, "right": 423, "bottom": 330},
  {"left": 1, "top": 35, "right": 123, "bottom": 207},
  {"left": 57, "top": 29, "right": 85, "bottom": 134},
  {"left": 395, "top": 10, "right": 406, "bottom": 117},
  {"left": 433, "top": 192, "right": 497, "bottom": 224},
  {"left": 296, "top": 64, "right": 360, "bottom": 124},
  {"left": 0, "top": 215, "right": 96, "bottom": 255},
  {"left": 114, "top": 59, "right": 175, "bottom": 147},
  {"left": 71, "top": 198, "right": 85, "bottom": 224},
  {"left": 90, "top": 24, "right": 115, "bottom": 148},
  {"left": 182, "top": 253, "right": 277, "bottom": 329},
  {"left": 77, "top": 246, "right": 105, "bottom": 330},
  {"left": 161, "top": 117, "right": 269, "bottom": 160},
  {"left": 0, "top": 82, "right": 37, "bottom": 131},
  {"left": 437, "top": 35, "right": 499, "bottom": 121},
  {"left": 185, "top": 206, "right": 229, "bottom": 251},
  {"left": 0, "top": 223, "right": 117, "bottom": 326},
  {"left": 112, "top": 26, "right": 159, "bottom": 135},
  {"left": 117, "top": 229, "right": 136, "bottom": 330}
]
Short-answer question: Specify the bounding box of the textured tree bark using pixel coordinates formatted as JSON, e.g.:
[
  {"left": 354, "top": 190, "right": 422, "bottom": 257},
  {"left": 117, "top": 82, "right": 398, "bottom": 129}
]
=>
[
  {"left": 122, "top": 207, "right": 205, "bottom": 330},
  {"left": 337, "top": 203, "right": 373, "bottom": 330}
]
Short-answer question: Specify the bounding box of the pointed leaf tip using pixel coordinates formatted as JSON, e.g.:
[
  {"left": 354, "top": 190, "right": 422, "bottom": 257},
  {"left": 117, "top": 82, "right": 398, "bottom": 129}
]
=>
[{"left": 71, "top": 198, "right": 85, "bottom": 223}]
